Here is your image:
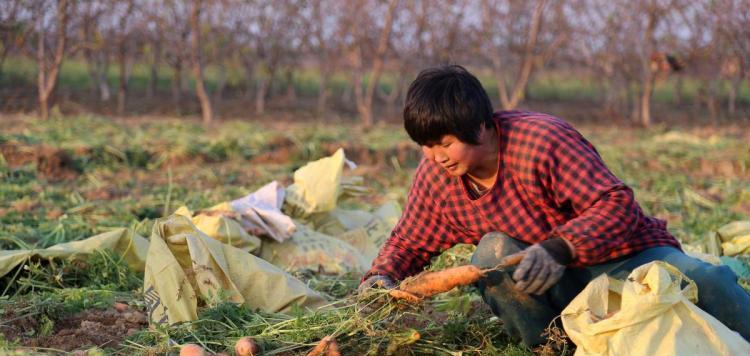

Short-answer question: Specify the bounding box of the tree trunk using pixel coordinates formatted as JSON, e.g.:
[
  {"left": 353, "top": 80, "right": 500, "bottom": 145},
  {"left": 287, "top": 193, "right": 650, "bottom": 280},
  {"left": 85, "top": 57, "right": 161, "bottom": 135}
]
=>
[
  {"left": 212, "top": 62, "right": 227, "bottom": 115},
  {"left": 728, "top": 75, "right": 741, "bottom": 115},
  {"left": 707, "top": 80, "right": 719, "bottom": 125},
  {"left": 356, "top": 0, "right": 399, "bottom": 127},
  {"left": 674, "top": 75, "right": 683, "bottom": 105},
  {"left": 147, "top": 38, "right": 161, "bottom": 99},
  {"left": 629, "top": 82, "right": 640, "bottom": 124},
  {"left": 341, "top": 83, "right": 353, "bottom": 105},
  {"left": 241, "top": 57, "right": 254, "bottom": 99},
  {"left": 36, "top": 0, "right": 69, "bottom": 120},
  {"left": 190, "top": 0, "right": 213, "bottom": 124},
  {"left": 603, "top": 75, "right": 618, "bottom": 113},
  {"left": 255, "top": 62, "right": 275, "bottom": 115},
  {"left": 378, "top": 72, "right": 405, "bottom": 119},
  {"left": 116, "top": 0, "right": 134, "bottom": 116},
  {"left": 255, "top": 77, "right": 268, "bottom": 115},
  {"left": 96, "top": 51, "right": 110, "bottom": 101},
  {"left": 482, "top": 0, "right": 511, "bottom": 108},
  {"left": 117, "top": 46, "right": 128, "bottom": 115},
  {"left": 317, "top": 68, "right": 330, "bottom": 116},
  {"left": 482, "top": 0, "right": 546, "bottom": 109},
  {"left": 507, "top": 0, "right": 545, "bottom": 109},
  {"left": 171, "top": 60, "right": 182, "bottom": 115},
  {"left": 284, "top": 68, "right": 296, "bottom": 103},
  {"left": 639, "top": 77, "right": 653, "bottom": 127}
]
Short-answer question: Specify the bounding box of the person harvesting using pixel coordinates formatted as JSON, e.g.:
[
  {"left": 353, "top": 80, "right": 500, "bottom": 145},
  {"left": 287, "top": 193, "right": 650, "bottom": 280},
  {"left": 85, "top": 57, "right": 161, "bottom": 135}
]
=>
[{"left": 358, "top": 64, "right": 750, "bottom": 346}]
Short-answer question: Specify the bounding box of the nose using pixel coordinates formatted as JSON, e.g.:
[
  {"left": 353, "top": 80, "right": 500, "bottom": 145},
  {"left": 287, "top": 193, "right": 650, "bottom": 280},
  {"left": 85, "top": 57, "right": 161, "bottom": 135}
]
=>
[{"left": 422, "top": 146, "right": 447, "bottom": 163}]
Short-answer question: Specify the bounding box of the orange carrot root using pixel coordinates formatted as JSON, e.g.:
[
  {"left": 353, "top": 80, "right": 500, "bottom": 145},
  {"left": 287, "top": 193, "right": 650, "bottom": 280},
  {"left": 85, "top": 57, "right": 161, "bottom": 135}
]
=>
[
  {"left": 179, "top": 344, "right": 206, "bottom": 356},
  {"left": 388, "top": 289, "right": 423, "bottom": 303},
  {"left": 235, "top": 336, "right": 260, "bottom": 356},
  {"left": 307, "top": 336, "right": 333, "bottom": 356},
  {"left": 326, "top": 339, "right": 341, "bottom": 356},
  {"left": 499, "top": 253, "right": 525, "bottom": 267},
  {"left": 398, "top": 264, "right": 486, "bottom": 298}
]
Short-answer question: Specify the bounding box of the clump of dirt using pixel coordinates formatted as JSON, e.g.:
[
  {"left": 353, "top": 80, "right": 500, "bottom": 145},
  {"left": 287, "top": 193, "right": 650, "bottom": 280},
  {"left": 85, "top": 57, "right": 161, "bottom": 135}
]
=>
[
  {"left": 82, "top": 187, "right": 129, "bottom": 201},
  {"left": 3, "top": 304, "right": 148, "bottom": 352},
  {"left": 0, "top": 141, "right": 79, "bottom": 180},
  {"left": 0, "top": 141, "right": 36, "bottom": 166},
  {"left": 250, "top": 135, "right": 297, "bottom": 164},
  {"left": 35, "top": 146, "right": 79, "bottom": 180}
]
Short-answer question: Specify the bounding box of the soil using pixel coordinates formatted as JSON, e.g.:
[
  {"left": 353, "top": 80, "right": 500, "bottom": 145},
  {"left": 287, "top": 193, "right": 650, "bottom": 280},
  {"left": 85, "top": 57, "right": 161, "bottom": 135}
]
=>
[
  {"left": 1, "top": 141, "right": 79, "bottom": 180},
  {"left": 250, "top": 135, "right": 298, "bottom": 164},
  {"left": 0, "top": 141, "right": 36, "bottom": 167},
  {"left": 1, "top": 304, "right": 148, "bottom": 352},
  {"left": 396, "top": 298, "right": 493, "bottom": 330}
]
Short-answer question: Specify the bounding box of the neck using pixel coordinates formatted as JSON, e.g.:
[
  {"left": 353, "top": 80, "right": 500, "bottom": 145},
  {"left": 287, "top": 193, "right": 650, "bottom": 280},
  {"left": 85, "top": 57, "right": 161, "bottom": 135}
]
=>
[{"left": 467, "top": 128, "right": 499, "bottom": 184}]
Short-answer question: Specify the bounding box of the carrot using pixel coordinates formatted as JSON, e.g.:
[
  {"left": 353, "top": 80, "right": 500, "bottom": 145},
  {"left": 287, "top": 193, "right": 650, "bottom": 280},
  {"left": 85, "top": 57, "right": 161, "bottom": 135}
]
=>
[
  {"left": 235, "top": 336, "right": 260, "bottom": 356},
  {"left": 388, "top": 289, "right": 423, "bottom": 304},
  {"left": 326, "top": 339, "right": 341, "bottom": 356},
  {"left": 179, "top": 344, "right": 207, "bottom": 356},
  {"left": 499, "top": 253, "right": 525, "bottom": 267},
  {"left": 397, "top": 264, "right": 487, "bottom": 298},
  {"left": 391, "top": 254, "right": 524, "bottom": 301},
  {"left": 307, "top": 335, "right": 334, "bottom": 356}
]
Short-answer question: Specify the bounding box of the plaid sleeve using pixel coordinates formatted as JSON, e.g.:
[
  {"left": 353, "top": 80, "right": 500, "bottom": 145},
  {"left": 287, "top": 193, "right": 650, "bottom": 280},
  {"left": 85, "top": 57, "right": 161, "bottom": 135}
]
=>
[
  {"left": 363, "top": 160, "right": 461, "bottom": 282},
  {"left": 536, "top": 121, "right": 641, "bottom": 266}
]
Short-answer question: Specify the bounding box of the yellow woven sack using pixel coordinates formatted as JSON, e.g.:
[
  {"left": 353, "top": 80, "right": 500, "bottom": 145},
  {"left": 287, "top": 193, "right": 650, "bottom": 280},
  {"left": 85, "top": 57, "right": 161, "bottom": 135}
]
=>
[
  {"left": 259, "top": 223, "right": 369, "bottom": 274},
  {"left": 561, "top": 261, "right": 750, "bottom": 355},
  {"left": 174, "top": 205, "right": 262, "bottom": 253},
  {"left": 143, "top": 215, "right": 328, "bottom": 325}
]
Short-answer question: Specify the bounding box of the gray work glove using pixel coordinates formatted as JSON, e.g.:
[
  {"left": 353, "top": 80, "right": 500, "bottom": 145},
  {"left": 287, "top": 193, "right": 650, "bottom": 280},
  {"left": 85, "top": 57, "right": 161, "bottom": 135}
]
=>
[
  {"left": 508, "top": 243, "right": 566, "bottom": 295},
  {"left": 357, "top": 275, "right": 395, "bottom": 295}
]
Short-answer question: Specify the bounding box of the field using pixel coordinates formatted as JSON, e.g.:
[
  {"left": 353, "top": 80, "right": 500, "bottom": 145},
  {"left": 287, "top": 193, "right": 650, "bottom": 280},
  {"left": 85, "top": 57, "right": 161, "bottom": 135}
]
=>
[{"left": 1, "top": 113, "right": 749, "bottom": 355}]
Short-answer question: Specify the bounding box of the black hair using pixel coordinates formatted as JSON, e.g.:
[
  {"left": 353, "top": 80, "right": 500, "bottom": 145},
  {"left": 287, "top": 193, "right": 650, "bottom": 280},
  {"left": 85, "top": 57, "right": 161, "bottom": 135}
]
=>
[{"left": 403, "top": 65, "right": 494, "bottom": 146}]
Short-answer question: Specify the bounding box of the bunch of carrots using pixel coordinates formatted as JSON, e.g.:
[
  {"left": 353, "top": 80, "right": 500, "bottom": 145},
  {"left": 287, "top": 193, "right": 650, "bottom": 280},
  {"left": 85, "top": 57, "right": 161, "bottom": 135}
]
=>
[{"left": 180, "top": 254, "right": 522, "bottom": 355}]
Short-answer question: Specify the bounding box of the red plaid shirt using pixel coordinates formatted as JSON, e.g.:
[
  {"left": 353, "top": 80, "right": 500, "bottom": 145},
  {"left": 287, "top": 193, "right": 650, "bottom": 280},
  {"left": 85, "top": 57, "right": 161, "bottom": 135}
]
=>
[{"left": 365, "top": 111, "right": 680, "bottom": 282}]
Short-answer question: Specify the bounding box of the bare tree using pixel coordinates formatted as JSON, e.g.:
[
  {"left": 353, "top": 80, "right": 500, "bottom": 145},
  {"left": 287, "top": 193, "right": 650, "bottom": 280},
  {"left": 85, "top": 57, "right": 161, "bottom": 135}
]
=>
[
  {"left": 234, "top": 0, "right": 302, "bottom": 115},
  {"left": 78, "top": 1, "right": 110, "bottom": 101},
  {"left": 567, "top": 1, "right": 624, "bottom": 115},
  {"left": 207, "top": 4, "right": 237, "bottom": 113},
  {"left": 481, "top": 0, "right": 568, "bottom": 110},
  {"left": 679, "top": 0, "right": 728, "bottom": 124},
  {"left": 713, "top": 0, "right": 750, "bottom": 116},
  {"left": 0, "top": 0, "right": 33, "bottom": 83},
  {"left": 189, "top": 0, "right": 213, "bottom": 124},
  {"left": 145, "top": 29, "right": 162, "bottom": 99},
  {"left": 343, "top": 0, "right": 399, "bottom": 127},
  {"left": 34, "top": 0, "right": 73, "bottom": 120},
  {"left": 308, "top": 0, "right": 338, "bottom": 115},
  {"left": 115, "top": 0, "right": 136, "bottom": 115},
  {"left": 152, "top": 1, "right": 190, "bottom": 115}
]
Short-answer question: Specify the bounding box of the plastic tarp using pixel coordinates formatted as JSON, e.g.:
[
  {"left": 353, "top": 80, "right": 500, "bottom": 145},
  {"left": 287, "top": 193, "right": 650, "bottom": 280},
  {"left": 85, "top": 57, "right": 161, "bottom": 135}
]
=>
[
  {"left": 228, "top": 181, "right": 296, "bottom": 242},
  {"left": 0, "top": 228, "right": 148, "bottom": 279}
]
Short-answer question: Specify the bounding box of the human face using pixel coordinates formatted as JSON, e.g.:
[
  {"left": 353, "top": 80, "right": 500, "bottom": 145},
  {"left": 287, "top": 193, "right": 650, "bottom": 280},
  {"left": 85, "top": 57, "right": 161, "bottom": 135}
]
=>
[{"left": 421, "top": 134, "right": 485, "bottom": 177}]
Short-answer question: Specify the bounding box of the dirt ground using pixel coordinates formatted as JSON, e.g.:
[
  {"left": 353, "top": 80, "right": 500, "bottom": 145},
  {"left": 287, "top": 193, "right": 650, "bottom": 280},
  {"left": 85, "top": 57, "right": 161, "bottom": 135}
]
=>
[{"left": 1, "top": 303, "right": 148, "bottom": 352}]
